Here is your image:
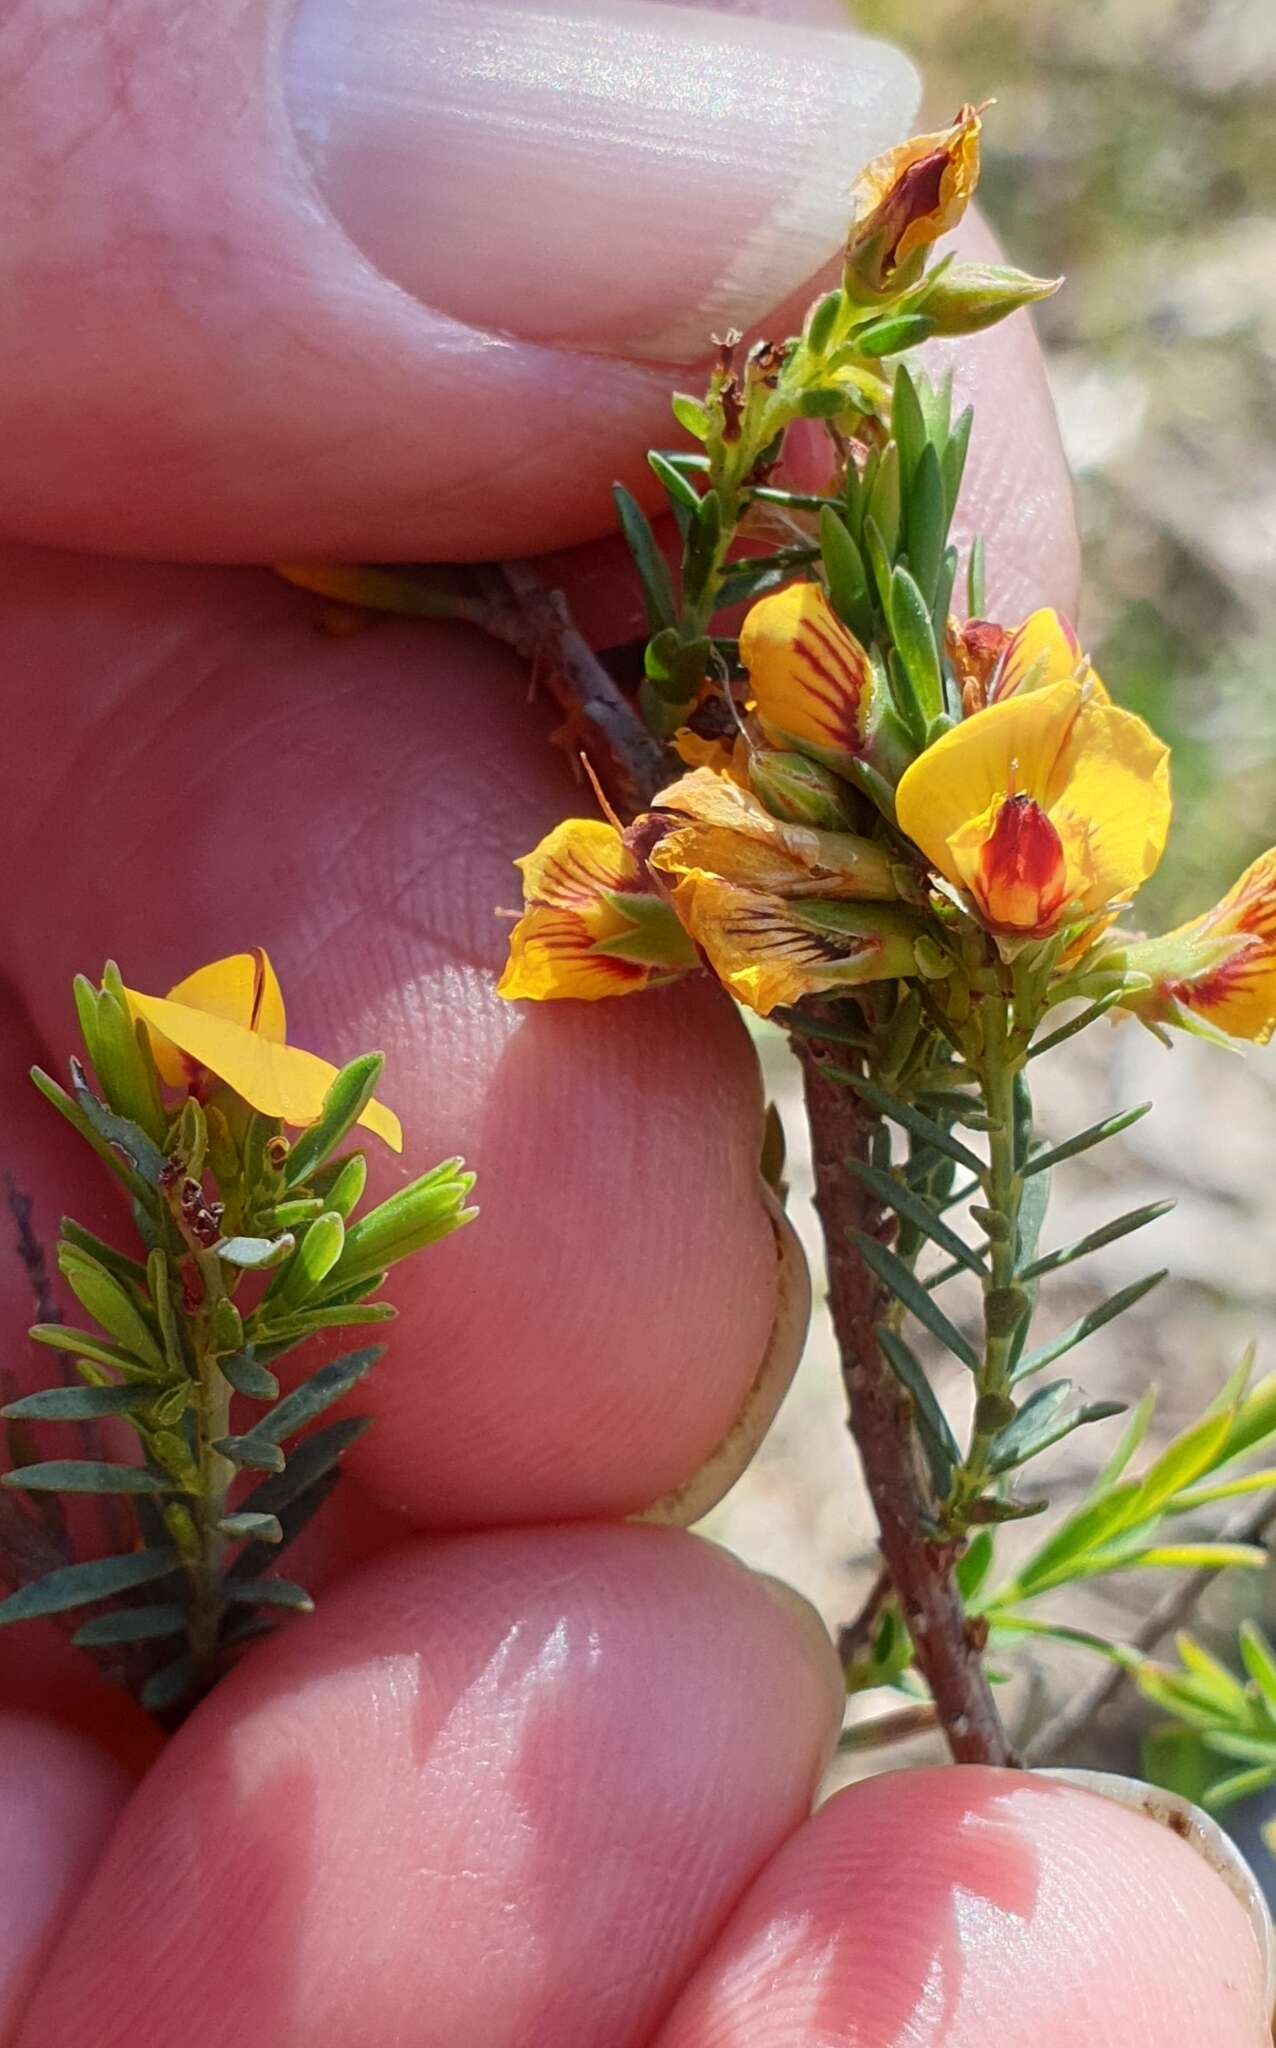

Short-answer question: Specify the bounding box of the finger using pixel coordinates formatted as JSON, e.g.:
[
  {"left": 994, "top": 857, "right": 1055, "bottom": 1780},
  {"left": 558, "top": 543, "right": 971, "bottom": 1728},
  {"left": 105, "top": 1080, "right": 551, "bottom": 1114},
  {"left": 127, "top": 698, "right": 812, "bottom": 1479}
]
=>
[
  {"left": 0, "top": 0, "right": 916, "bottom": 559},
  {"left": 651, "top": 1766, "right": 1271, "bottom": 2046},
  {"left": 0, "top": 992, "right": 164, "bottom": 1771},
  {"left": 0, "top": 546, "right": 784, "bottom": 1527},
  {"left": 0, "top": 1713, "right": 131, "bottom": 2042},
  {"left": 17, "top": 1526, "right": 842, "bottom": 2048}
]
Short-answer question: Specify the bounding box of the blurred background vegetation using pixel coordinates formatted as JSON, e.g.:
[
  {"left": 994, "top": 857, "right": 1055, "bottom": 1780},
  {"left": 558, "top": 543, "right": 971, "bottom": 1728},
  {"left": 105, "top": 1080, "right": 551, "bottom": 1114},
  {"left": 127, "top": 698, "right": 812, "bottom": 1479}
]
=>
[{"left": 709, "top": 0, "right": 1276, "bottom": 1856}]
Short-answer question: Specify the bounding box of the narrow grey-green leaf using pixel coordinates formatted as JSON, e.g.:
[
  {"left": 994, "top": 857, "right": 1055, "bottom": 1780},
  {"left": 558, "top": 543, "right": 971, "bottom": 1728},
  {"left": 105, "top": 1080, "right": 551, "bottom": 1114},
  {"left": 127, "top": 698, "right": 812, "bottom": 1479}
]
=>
[
  {"left": 1, "top": 1384, "right": 157, "bottom": 1422},
  {"left": 226, "top": 1577, "right": 314, "bottom": 1613},
  {"left": 613, "top": 484, "right": 677, "bottom": 632},
  {"left": 1019, "top": 1200, "right": 1175, "bottom": 1282},
  {"left": 988, "top": 1385, "right": 1125, "bottom": 1475},
  {"left": 59, "top": 1220, "right": 149, "bottom": 1289},
  {"left": 819, "top": 506, "right": 874, "bottom": 644},
  {"left": 28, "top": 1322, "right": 163, "bottom": 1382},
  {"left": 904, "top": 442, "right": 947, "bottom": 603},
  {"left": 140, "top": 1656, "right": 194, "bottom": 1713},
  {"left": 1013, "top": 1271, "right": 1168, "bottom": 1382},
  {"left": 56, "top": 1248, "right": 165, "bottom": 1370},
  {"left": 219, "top": 1352, "right": 280, "bottom": 1402},
  {"left": 2, "top": 1461, "right": 174, "bottom": 1496},
  {"left": 68, "top": 1060, "right": 167, "bottom": 1185},
  {"left": 845, "top": 1158, "right": 986, "bottom": 1276},
  {"left": 236, "top": 1419, "right": 371, "bottom": 1522},
  {"left": 876, "top": 1326, "right": 960, "bottom": 1491},
  {"left": 849, "top": 1231, "right": 979, "bottom": 1370},
  {"left": 1021, "top": 1103, "right": 1152, "bottom": 1178},
  {"left": 212, "top": 1435, "right": 286, "bottom": 1474},
  {"left": 218, "top": 1511, "right": 283, "bottom": 1544},
  {"left": 30, "top": 1068, "right": 150, "bottom": 1204},
  {"left": 824, "top": 1068, "right": 983, "bottom": 1172},
  {"left": 72, "top": 1604, "right": 189, "bottom": 1646},
  {"left": 215, "top": 1234, "right": 295, "bottom": 1271},
  {"left": 232, "top": 1346, "right": 382, "bottom": 1453},
  {"left": 0, "top": 1547, "right": 182, "bottom": 1626}
]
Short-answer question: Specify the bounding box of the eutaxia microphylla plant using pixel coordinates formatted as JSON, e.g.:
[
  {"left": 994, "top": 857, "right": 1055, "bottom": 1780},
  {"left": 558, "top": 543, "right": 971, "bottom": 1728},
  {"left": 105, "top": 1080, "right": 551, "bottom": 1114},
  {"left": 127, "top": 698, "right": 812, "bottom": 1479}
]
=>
[
  {"left": 497, "top": 104, "right": 1276, "bottom": 1772},
  {"left": 0, "top": 951, "right": 475, "bottom": 1719}
]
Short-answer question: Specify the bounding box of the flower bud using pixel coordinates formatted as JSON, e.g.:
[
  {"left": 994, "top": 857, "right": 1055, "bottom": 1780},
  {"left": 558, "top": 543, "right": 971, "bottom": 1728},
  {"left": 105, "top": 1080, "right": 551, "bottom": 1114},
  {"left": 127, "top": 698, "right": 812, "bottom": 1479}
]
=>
[
  {"left": 748, "top": 749, "right": 860, "bottom": 831},
  {"left": 915, "top": 261, "right": 1062, "bottom": 336}
]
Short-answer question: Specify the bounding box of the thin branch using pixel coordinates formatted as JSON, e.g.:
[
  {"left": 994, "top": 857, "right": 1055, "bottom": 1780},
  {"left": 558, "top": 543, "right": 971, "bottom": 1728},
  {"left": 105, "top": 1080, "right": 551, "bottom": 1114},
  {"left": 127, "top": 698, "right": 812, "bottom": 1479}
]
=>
[
  {"left": 488, "top": 561, "right": 669, "bottom": 817},
  {"left": 839, "top": 1702, "right": 941, "bottom": 1752},
  {"left": 837, "top": 1564, "right": 892, "bottom": 1668},
  {"left": 795, "top": 1026, "right": 1014, "bottom": 1768},
  {"left": 1023, "top": 1494, "right": 1276, "bottom": 1765}
]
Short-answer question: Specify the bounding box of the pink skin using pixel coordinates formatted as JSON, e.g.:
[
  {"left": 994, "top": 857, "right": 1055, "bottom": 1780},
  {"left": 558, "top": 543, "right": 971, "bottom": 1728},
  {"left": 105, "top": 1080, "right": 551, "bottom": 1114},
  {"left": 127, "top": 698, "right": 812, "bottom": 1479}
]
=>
[{"left": 0, "top": 0, "right": 1266, "bottom": 2039}]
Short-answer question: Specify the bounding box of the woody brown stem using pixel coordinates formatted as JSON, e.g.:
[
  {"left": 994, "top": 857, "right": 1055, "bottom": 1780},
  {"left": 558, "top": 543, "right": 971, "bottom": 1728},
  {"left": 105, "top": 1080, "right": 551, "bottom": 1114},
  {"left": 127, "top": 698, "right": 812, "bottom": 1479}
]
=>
[{"left": 794, "top": 1029, "right": 1014, "bottom": 1768}]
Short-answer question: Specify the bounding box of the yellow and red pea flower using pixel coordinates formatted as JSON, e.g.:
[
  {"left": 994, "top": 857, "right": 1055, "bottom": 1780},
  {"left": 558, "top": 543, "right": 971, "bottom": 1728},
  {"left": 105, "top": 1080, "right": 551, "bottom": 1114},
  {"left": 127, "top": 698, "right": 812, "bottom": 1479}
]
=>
[
  {"left": 1114, "top": 849, "right": 1276, "bottom": 1045},
  {"left": 895, "top": 677, "right": 1171, "bottom": 942},
  {"left": 124, "top": 949, "right": 403, "bottom": 1150},
  {"left": 738, "top": 583, "right": 876, "bottom": 776},
  {"left": 496, "top": 818, "right": 697, "bottom": 1005},
  {"left": 665, "top": 872, "right": 924, "bottom": 1018}
]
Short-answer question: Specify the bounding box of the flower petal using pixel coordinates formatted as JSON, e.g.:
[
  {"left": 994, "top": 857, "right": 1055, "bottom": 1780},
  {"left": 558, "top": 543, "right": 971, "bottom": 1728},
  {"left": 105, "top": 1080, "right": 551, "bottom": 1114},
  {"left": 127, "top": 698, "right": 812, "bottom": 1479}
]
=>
[
  {"left": 123, "top": 988, "right": 402, "bottom": 1150},
  {"left": 669, "top": 873, "right": 918, "bottom": 1017},
  {"left": 991, "top": 608, "right": 1110, "bottom": 705},
  {"left": 515, "top": 819, "right": 639, "bottom": 911},
  {"left": 739, "top": 584, "right": 872, "bottom": 770},
  {"left": 496, "top": 908, "right": 653, "bottom": 1004},
  {"left": 895, "top": 679, "right": 1084, "bottom": 886},
  {"left": 651, "top": 765, "right": 898, "bottom": 899},
  {"left": 1048, "top": 696, "right": 1171, "bottom": 909}
]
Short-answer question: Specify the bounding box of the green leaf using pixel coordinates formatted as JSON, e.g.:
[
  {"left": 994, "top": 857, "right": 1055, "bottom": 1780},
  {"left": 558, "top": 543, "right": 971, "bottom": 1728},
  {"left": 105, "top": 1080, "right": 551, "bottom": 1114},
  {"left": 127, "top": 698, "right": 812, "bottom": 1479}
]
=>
[
  {"left": 217, "top": 1512, "right": 283, "bottom": 1544},
  {"left": 2, "top": 1461, "right": 174, "bottom": 1496},
  {"left": 865, "top": 443, "right": 901, "bottom": 560},
  {"left": 1142, "top": 1724, "right": 1220, "bottom": 1809},
  {"left": 890, "top": 364, "right": 927, "bottom": 489},
  {"left": 1129, "top": 1406, "right": 1236, "bottom": 1519},
  {"left": 1206, "top": 1765, "right": 1276, "bottom": 1812},
  {"left": 236, "top": 1418, "right": 371, "bottom": 1522},
  {"left": 325, "top": 1162, "right": 477, "bottom": 1291},
  {"left": 219, "top": 1352, "right": 280, "bottom": 1402},
  {"left": 1131, "top": 1543, "right": 1267, "bottom": 1572},
  {"left": 612, "top": 485, "right": 677, "bottom": 633},
  {"left": 229, "top": 1346, "right": 382, "bottom": 1456},
  {"left": 90, "top": 974, "right": 168, "bottom": 1144},
  {"left": 940, "top": 406, "right": 973, "bottom": 523},
  {"left": 648, "top": 449, "right": 702, "bottom": 519},
  {"left": 889, "top": 566, "right": 944, "bottom": 726},
  {"left": 58, "top": 1220, "right": 149, "bottom": 1290},
  {"left": 824, "top": 1068, "right": 983, "bottom": 1173},
  {"left": 988, "top": 1384, "right": 1125, "bottom": 1475},
  {"left": 140, "top": 1656, "right": 194, "bottom": 1714},
  {"left": 670, "top": 393, "right": 711, "bottom": 442},
  {"left": 1, "top": 1384, "right": 157, "bottom": 1422},
  {"left": 67, "top": 1061, "right": 167, "bottom": 1186},
  {"left": 1008, "top": 1483, "right": 1146, "bottom": 1597},
  {"left": 265, "top": 1211, "right": 347, "bottom": 1317},
  {"left": 804, "top": 288, "right": 844, "bottom": 356},
  {"left": 849, "top": 1231, "right": 979, "bottom": 1370},
  {"left": 56, "top": 1245, "right": 166, "bottom": 1371},
  {"left": 1021, "top": 1103, "right": 1152, "bottom": 1178},
  {"left": 226, "top": 1577, "right": 314, "bottom": 1613},
  {"left": 279, "top": 1055, "right": 385, "bottom": 1189},
  {"left": 28, "top": 1321, "right": 163, "bottom": 1382},
  {"left": 818, "top": 507, "right": 873, "bottom": 644},
  {"left": 966, "top": 534, "right": 986, "bottom": 616},
  {"left": 72, "top": 1604, "right": 189, "bottom": 1646},
  {"left": 1219, "top": 1371, "right": 1276, "bottom": 1467},
  {"left": 215, "top": 1234, "right": 295, "bottom": 1271},
  {"left": 30, "top": 1068, "right": 152, "bottom": 1205},
  {"left": 956, "top": 1528, "right": 995, "bottom": 1602},
  {"left": 854, "top": 312, "right": 936, "bottom": 357},
  {"left": 876, "top": 1326, "right": 959, "bottom": 1494},
  {"left": 0, "top": 1546, "right": 182, "bottom": 1626},
  {"left": 212, "top": 1435, "right": 286, "bottom": 1474},
  {"left": 1018, "top": 1200, "right": 1175, "bottom": 1282},
  {"left": 1013, "top": 1270, "right": 1167, "bottom": 1381},
  {"left": 1091, "top": 1386, "right": 1159, "bottom": 1494},
  {"left": 903, "top": 442, "right": 947, "bottom": 604},
  {"left": 845, "top": 1158, "right": 986, "bottom": 1276}
]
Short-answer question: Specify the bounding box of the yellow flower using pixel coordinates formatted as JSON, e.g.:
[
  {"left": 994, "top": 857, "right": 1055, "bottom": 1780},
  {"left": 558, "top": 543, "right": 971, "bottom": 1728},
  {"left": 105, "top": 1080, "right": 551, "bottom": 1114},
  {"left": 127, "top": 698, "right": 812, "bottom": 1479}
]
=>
[
  {"left": 845, "top": 103, "right": 984, "bottom": 297},
  {"left": 989, "top": 608, "right": 1110, "bottom": 707},
  {"left": 649, "top": 766, "right": 898, "bottom": 900},
  {"left": 497, "top": 818, "right": 696, "bottom": 1003},
  {"left": 895, "top": 679, "right": 1171, "bottom": 939},
  {"left": 124, "top": 950, "right": 402, "bottom": 1151},
  {"left": 1116, "top": 850, "right": 1276, "bottom": 1044},
  {"left": 739, "top": 584, "right": 874, "bottom": 775},
  {"left": 671, "top": 727, "right": 751, "bottom": 786},
  {"left": 667, "top": 871, "right": 923, "bottom": 1018}
]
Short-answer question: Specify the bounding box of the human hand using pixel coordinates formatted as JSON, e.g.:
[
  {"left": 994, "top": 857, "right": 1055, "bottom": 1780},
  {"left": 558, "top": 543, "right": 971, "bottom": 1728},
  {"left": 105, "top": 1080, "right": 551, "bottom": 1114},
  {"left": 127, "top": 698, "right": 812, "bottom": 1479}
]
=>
[{"left": 0, "top": 0, "right": 1267, "bottom": 2039}]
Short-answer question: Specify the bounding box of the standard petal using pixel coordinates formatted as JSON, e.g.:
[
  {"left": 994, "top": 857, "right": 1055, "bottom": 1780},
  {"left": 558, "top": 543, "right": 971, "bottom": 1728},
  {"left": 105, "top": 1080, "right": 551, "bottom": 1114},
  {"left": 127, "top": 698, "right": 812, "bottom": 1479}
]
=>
[
  {"left": 738, "top": 585, "right": 872, "bottom": 771},
  {"left": 496, "top": 909, "right": 652, "bottom": 1004},
  {"left": 991, "top": 608, "right": 1109, "bottom": 704},
  {"left": 895, "top": 679, "right": 1083, "bottom": 885},
  {"left": 514, "top": 819, "right": 638, "bottom": 911},
  {"left": 123, "top": 988, "right": 402, "bottom": 1149}
]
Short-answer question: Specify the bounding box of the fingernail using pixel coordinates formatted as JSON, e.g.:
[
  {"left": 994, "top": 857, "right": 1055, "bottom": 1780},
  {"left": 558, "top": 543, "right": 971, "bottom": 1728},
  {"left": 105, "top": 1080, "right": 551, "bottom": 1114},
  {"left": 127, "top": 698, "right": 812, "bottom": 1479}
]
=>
[
  {"left": 633, "top": 1183, "right": 810, "bottom": 1528},
  {"left": 284, "top": 0, "right": 919, "bottom": 360},
  {"left": 1042, "top": 1768, "right": 1276, "bottom": 2025}
]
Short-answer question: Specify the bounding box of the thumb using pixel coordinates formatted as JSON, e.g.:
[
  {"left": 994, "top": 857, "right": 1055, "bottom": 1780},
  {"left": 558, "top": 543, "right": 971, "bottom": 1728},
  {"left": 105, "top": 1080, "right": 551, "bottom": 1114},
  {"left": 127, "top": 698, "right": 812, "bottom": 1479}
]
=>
[{"left": 0, "top": 0, "right": 916, "bottom": 561}]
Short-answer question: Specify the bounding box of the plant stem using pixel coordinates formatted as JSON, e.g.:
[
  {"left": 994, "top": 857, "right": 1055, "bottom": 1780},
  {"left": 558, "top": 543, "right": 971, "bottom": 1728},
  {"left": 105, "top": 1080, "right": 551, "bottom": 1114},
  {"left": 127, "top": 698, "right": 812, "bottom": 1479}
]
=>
[
  {"left": 958, "top": 993, "right": 1026, "bottom": 1503},
  {"left": 795, "top": 1026, "right": 1014, "bottom": 1767}
]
